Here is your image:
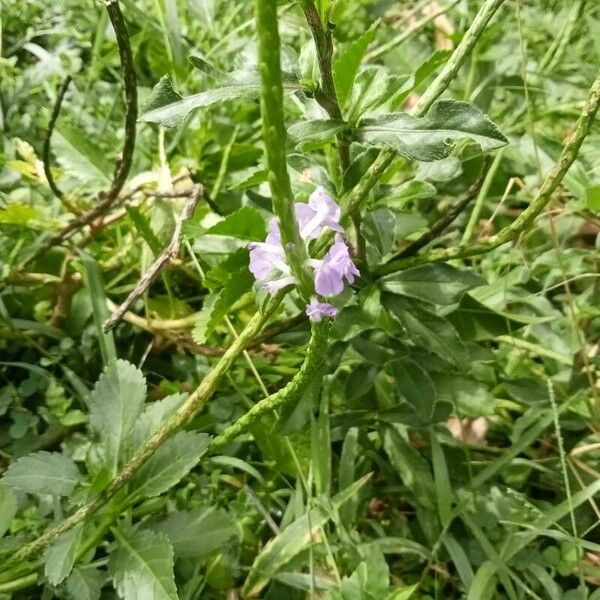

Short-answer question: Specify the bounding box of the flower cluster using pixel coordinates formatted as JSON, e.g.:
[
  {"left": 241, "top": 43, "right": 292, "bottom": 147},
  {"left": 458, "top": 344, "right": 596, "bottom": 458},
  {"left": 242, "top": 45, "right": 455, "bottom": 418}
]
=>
[{"left": 248, "top": 187, "right": 359, "bottom": 322}]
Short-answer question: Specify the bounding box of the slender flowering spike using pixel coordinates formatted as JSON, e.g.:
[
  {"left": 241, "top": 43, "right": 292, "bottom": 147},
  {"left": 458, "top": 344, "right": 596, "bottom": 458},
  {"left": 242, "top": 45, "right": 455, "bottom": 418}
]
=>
[
  {"left": 248, "top": 219, "right": 296, "bottom": 290},
  {"left": 306, "top": 298, "right": 337, "bottom": 322},
  {"left": 294, "top": 186, "right": 343, "bottom": 240},
  {"left": 312, "top": 236, "right": 360, "bottom": 297}
]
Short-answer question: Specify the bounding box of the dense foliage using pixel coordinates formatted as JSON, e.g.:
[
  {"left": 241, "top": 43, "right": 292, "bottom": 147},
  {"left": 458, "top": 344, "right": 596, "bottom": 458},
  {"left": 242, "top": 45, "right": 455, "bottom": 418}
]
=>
[{"left": 1, "top": 0, "right": 600, "bottom": 598}]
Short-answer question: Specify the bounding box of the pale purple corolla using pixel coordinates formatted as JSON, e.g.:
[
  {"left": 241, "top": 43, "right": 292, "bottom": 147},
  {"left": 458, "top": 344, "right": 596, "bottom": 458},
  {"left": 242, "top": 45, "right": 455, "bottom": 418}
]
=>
[
  {"left": 248, "top": 186, "right": 358, "bottom": 322},
  {"left": 310, "top": 236, "right": 360, "bottom": 297}
]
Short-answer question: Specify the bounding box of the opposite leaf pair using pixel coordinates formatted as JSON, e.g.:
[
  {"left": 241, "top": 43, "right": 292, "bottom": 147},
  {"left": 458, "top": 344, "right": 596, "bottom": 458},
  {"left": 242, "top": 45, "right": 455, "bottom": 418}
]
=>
[{"left": 248, "top": 186, "right": 359, "bottom": 321}]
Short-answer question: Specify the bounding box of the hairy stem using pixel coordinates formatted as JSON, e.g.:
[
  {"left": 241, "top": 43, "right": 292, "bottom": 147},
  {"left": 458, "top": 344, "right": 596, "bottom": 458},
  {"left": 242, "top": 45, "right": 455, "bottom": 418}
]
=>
[
  {"left": 7, "top": 293, "right": 284, "bottom": 564},
  {"left": 210, "top": 320, "right": 331, "bottom": 451},
  {"left": 256, "top": 0, "right": 313, "bottom": 297},
  {"left": 376, "top": 71, "right": 600, "bottom": 275}
]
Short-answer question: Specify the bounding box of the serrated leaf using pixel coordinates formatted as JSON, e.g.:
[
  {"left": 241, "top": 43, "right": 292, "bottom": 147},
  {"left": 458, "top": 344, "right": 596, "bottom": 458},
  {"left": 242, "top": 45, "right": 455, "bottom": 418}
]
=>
[
  {"left": 381, "top": 264, "right": 485, "bottom": 305},
  {"left": 333, "top": 22, "right": 378, "bottom": 109},
  {"left": 205, "top": 206, "right": 267, "bottom": 241},
  {"left": 128, "top": 431, "right": 210, "bottom": 500},
  {"left": 44, "top": 524, "right": 83, "bottom": 586},
  {"left": 66, "top": 566, "right": 104, "bottom": 600},
  {"left": 3, "top": 451, "right": 80, "bottom": 496},
  {"left": 0, "top": 484, "right": 17, "bottom": 536},
  {"left": 288, "top": 119, "right": 346, "bottom": 150},
  {"left": 242, "top": 474, "right": 371, "bottom": 597},
  {"left": 88, "top": 360, "right": 147, "bottom": 474},
  {"left": 357, "top": 100, "right": 508, "bottom": 161},
  {"left": 151, "top": 506, "right": 238, "bottom": 558},
  {"left": 109, "top": 528, "right": 177, "bottom": 600},
  {"left": 129, "top": 393, "right": 188, "bottom": 455}
]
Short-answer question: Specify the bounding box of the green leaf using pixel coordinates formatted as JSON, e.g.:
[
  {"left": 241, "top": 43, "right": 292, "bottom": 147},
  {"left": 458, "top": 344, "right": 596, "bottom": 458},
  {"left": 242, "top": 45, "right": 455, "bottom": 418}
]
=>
[
  {"left": 128, "top": 431, "right": 210, "bottom": 500},
  {"left": 151, "top": 506, "right": 238, "bottom": 558},
  {"left": 385, "top": 583, "right": 419, "bottom": 600},
  {"left": 0, "top": 203, "right": 39, "bottom": 225},
  {"left": 3, "top": 451, "right": 80, "bottom": 497},
  {"left": 333, "top": 22, "right": 378, "bottom": 108},
  {"left": 288, "top": 119, "right": 346, "bottom": 150},
  {"left": 347, "top": 67, "right": 411, "bottom": 125},
  {"left": 242, "top": 474, "right": 372, "bottom": 597},
  {"left": 0, "top": 484, "right": 17, "bottom": 537},
  {"left": 54, "top": 121, "right": 112, "bottom": 186},
  {"left": 129, "top": 393, "right": 188, "bottom": 454},
  {"left": 361, "top": 208, "right": 396, "bottom": 256},
  {"left": 389, "top": 358, "right": 439, "bottom": 425},
  {"left": 205, "top": 206, "right": 267, "bottom": 241},
  {"left": 88, "top": 360, "right": 147, "bottom": 474},
  {"left": 383, "top": 295, "right": 468, "bottom": 368},
  {"left": 467, "top": 561, "right": 497, "bottom": 600},
  {"left": 378, "top": 180, "right": 437, "bottom": 210},
  {"left": 357, "top": 100, "right": 507, "bottom": 161},
  {"left": 381, "top": 264, "right": 485, "bottom": 305},
  {"left": 44, "top": 524, "right": 84, "bottom": 586},
  {"left": 66, "top": 566, "right": 104, "bottom": 600},
  {"left": 109, "top": 528, "right": 177, "bottom": 600},
  {"left": 586, "top": 184, "right": 600, "bottom": 212}
]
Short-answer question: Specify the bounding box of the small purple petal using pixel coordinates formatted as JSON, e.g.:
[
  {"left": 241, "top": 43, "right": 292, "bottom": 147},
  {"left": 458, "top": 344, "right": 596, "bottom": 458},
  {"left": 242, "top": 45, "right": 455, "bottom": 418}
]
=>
[
  {"left": 294, "top": 186, "right": 343, "bottom": 240},
  {"left": 311, "top": 236, "right": 359, "bottom": 297},
  {"left": 305, "top": 298, "right": 337, "bottom": 322}
]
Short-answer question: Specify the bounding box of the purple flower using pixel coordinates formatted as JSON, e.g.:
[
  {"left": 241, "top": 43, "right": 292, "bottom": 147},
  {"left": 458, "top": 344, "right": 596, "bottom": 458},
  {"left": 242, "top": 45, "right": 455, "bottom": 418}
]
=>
[
  {"left": 294, "top": 186, "right": 343, "bottom": 240},
  {"left": 306, "top": 298, "right": 337, "bottom": 322},
  {"left": 249, "top": 219, "right": 296, "bottom": 291},
  {"left": 312, "top": 236, "right": 360, "bottom": 297}
]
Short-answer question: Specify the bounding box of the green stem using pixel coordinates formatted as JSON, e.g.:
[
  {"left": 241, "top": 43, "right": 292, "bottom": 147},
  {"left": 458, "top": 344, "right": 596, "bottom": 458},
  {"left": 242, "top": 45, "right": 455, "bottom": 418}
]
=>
[
  {"left": 6, "top": 293, "right": 284, "bottom": 565},
  {"left": 210, "top": 320, "right": 331, "bottom": 451},
  {"left": 461, "top": 147, "right": 505, "bottom": 245},
  {"left": 376, "top": 72, "right": 600, "bottom": 276},
  {"left": 339, "top": 0, "right": 506, "bottom": 221},
  {"left": 256, "top": 0, "right": 313, "bottom": 297}
]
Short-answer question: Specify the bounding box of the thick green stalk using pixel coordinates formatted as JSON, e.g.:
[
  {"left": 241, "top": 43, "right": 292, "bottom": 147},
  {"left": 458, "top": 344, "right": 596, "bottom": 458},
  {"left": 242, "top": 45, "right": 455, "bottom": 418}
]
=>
[
  {"left": 210, "top": 320, "right": 331, "bottom": 451},
  {"left": 340, "top": 0, "right": 506, "bottom": 219},
  {"left": 7, "top": 294, "right": 284, "bottom": 564},
  {"left": 256, "top": 0, "right": 313, "bottom": 297},
  {"left": 376, "top": 72, "right": 600, "bottom": 276}
]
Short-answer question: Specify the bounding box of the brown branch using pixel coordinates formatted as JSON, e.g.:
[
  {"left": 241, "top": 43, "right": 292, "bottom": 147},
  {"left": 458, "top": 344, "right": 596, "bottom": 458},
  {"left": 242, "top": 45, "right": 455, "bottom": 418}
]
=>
[
  {"left": 24, "top": 0, "right": 137, "bottom": 266},
  {"left": 42, "top": 75, "right": 72, "bottom": 200},
  {"left": 103, "top": 186, "right": 203, "bottom": 332},
  {"left": 386, "top": 163, "right": 488, "bottom": 262}
]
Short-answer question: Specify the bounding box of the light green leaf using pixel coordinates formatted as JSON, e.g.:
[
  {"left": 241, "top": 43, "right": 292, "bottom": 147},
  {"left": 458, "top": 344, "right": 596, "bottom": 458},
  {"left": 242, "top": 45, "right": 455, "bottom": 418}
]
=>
[
  {"left": 0, "top": 203, "right": 39, "bottom": 225},
  {"left": 333, "top": 22, "right": 378, "bottom": 108},
  {"left": 88, "top": 360, "right": 147, "bottom": 473},
  {"left": 467, "top": 561, "right": 497, "bottom": 600},
  {"left": 54, "top": 121, "right": 112, "bottom": 188},
  {"left": 0, "top": 484, "right": 17, "bottom": 537},
  {"left": 128, "top": 431, "right": 210, "bottom": 500},
  {"left": 242, "top": 474, "right": 372, "bottom": 597},
  {"left": 288, "top": 119, "right": 346, "bottom": 150},
  {"left": 385, "top": 583, "right": 419, "bottom": 600},
  {"left": 44, "top": 524, "right": 84, "bottom": 586},
  {"left": 66, "top": 566, "right": 104, "bottom": 600},
  {"left": 151, "top": 506, "right": 238, "bottom": 558},
  {"left": 3, "top": 451, "right": 80, "bottom": 497},
  {"left": 347, "top": 67, "right": 411, "bottom": 125},
  {"left": 206, "top": 206, "right": 267, "bottom": 241},
  {"left": 381, "top": 264, "right": 485, "bottom": 305},
  {"left": 357, "top": 100, "right": 507, "bottom": 161},
  {"left": 109, "top": 528, "right": 177, "bottom": 600}
]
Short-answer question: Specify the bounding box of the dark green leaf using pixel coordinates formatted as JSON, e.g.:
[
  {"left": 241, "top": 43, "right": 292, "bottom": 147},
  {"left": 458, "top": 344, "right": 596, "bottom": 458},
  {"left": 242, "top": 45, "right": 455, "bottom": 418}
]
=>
[
  {"left": 357, "top": 100, "right": 507, "bottom": 161},
  {"left": 205, "top": 206, "right": 267, "bottom": 241},
  {"left": 44, "top": 525, "right": 83, "bottom": 585},
  {"left": 362, "top": 208, "right": 396, "bottom": 256},
  {"left": 381, "top": 264, "right": 485, "bottom": 305}
]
